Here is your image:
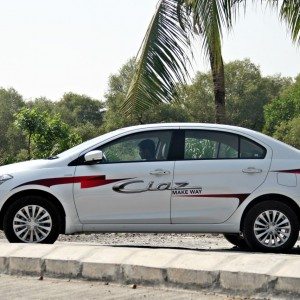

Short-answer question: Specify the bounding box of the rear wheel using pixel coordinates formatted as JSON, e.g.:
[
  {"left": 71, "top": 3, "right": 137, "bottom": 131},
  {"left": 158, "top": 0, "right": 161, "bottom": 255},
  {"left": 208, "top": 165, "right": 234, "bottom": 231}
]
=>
[
  {"left": 3, "top": 195, "right": 61, "bottom": 244},
  {"left": 223, "top": 233, "right": 249, "bottom": 250},
  {"left": 242, "top": 200, "right": 299, "bottom": 252}
]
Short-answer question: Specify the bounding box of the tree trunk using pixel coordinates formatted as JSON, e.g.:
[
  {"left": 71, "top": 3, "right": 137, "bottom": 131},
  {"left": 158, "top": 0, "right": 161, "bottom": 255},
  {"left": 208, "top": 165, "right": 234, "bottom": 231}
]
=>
[
  {"left": 209, "top": 50, "right": 226, "bottom": 124},
  {"left": 28, "top": 132, "right": 31, "bottom": 160}
]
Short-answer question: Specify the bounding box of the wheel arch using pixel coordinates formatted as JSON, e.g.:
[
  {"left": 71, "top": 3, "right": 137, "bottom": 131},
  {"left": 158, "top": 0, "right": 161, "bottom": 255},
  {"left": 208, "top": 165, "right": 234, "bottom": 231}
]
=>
[
  {"left": 0, "top": 189, "right": 66, "bottom": 233},
  {"left": 240, "top": 193, "right": 300, "bottom": 231}
]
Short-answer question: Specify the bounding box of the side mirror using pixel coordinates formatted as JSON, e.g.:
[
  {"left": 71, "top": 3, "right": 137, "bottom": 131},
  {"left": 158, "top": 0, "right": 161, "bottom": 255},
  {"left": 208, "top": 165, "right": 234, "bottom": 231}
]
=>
[{"left": 84, "top": 150, "right": 103, "bottom": 163}]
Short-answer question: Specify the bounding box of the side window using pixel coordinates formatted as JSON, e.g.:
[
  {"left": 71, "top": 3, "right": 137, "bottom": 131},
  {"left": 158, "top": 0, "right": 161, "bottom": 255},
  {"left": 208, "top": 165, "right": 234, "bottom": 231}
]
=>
[
  {"left": 99, "top": 131, "right": 172, "bottom": 163},
  {"left": 184, "top": 130, "right": 239, "bottom": 160},
  {"left": 240, "top": 137, "right": 266, "bottom": 159}
]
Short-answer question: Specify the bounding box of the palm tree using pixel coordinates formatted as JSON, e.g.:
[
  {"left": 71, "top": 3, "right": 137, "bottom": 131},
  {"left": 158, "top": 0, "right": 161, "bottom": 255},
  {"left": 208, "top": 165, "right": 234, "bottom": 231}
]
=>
[{"left": 123, "top": 0, "right": 300, "bottom": 124}]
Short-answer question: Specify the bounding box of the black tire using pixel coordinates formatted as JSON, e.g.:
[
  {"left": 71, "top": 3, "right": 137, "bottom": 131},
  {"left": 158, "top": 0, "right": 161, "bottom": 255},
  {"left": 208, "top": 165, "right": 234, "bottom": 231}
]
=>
[
  {"left": 223, "top": 233, "right": 249, "bottom": 250},
  {"left": 3, "top": 195, "right": 61, "bottom": 244},
  {"left": 242, "top": 200, "right": 299, "bottom": 253}
]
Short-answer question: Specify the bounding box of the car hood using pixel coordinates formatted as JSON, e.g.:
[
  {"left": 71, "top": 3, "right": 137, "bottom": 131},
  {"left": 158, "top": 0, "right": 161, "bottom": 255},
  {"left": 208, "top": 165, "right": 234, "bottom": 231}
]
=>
[{"left": 0, "top": 160, "right": 54, "bottom": 175}]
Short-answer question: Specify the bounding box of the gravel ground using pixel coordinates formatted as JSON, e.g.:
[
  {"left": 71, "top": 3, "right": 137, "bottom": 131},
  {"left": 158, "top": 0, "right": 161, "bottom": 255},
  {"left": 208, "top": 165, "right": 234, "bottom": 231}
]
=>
[
  {"left": 48, "top": 232, "right": 300, "bottom": 252},
  {"left": 0, "top": 230, "right": 299, "bottom": 252},
  {"left": 55, "top": 232, "right": 233, "bottom": 249},
  {"left": 0, "top": 230, "right": 231, "bottom": 249}
]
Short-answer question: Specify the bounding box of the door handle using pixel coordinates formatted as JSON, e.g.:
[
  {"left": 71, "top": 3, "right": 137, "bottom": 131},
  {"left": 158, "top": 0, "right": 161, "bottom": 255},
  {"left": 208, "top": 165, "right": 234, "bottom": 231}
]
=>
[
  {"left": 242, "top": 167, "right": 263, "bottom": 174},
  {"left": 150, "top": 169, "right": 170, "bottom": 176}
]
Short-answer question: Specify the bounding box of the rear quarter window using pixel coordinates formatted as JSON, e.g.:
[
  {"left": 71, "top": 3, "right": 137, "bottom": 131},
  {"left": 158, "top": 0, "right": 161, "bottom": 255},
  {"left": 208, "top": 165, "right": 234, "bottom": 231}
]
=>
[{"left": 240, "top": 137, "right": 266, "bottom": 159}]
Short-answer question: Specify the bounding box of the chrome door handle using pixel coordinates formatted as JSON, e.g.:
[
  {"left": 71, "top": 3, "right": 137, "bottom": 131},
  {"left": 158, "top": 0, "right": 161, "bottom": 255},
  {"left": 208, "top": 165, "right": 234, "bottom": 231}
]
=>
[
  {"left": 242, "top": 167, "right": 262, "bottom": 174},
  {"left": 150, "top": 169, "right": 170, "bottom": 176}
]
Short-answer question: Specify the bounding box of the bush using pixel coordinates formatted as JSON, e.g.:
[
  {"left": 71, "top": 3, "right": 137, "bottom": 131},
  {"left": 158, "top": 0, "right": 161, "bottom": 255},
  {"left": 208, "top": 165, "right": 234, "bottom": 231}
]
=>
[{"left": 273, "top": 117, "right": 300, "bottom": 149}]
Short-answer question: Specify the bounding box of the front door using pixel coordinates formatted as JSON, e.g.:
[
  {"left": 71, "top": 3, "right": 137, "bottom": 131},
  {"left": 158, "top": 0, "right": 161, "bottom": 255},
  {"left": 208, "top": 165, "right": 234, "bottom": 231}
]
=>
[
  {"left": 73, "top": 130, "right": 175, "bottom": 224},
  {"left": 171, "top": 129, "right": 272, "bottom": 224}
]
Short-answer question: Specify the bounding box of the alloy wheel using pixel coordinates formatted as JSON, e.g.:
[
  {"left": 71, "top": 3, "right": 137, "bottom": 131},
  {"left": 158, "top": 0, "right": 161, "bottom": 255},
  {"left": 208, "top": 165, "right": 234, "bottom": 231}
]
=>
[
  {"left": 12, "top": 205, "right": 53, "bottom": 243},
  {"left": 253, "top": 209, "right": 291, "bottom": 248}
]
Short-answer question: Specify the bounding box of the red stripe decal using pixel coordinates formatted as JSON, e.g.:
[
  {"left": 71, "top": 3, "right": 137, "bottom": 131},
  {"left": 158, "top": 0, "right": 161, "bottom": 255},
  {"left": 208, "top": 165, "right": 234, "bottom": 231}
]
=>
[
  {"left": 16, "top": 176, "right": 127, "bottom": 189},
  {"left": 274, "top": 169, "right": 300, "bottom": 174},
  {"left": 77, "top": 176, "right": 123, "bottom": 189},
  {"left": 174, "top": 193, "right": 250, "bottom": 202}
]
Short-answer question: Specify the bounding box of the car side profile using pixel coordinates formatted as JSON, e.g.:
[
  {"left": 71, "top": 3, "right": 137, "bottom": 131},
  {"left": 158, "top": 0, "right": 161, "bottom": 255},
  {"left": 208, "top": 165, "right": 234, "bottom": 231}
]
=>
[{"left": 0, "top": 123, "right": 299, "bottom": 252}]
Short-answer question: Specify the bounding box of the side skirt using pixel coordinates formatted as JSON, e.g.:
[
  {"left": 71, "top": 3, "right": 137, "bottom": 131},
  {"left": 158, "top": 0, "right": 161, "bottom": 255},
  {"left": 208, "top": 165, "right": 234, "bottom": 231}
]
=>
[{"left": 80, "top": 223, "right": 239, "bottom": 234}]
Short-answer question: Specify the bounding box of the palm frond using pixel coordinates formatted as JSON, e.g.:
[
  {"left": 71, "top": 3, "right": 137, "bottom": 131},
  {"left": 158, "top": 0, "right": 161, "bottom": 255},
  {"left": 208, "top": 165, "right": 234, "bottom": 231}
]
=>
[
  {"left": 279, "top": 0, "right": 300, "bottom": 43},
  {"left": 123, "top": 0, "right": 193, "bottom": 116},
  {"left": 261, "top": 1, "right": 300, "bottom": 43},
  {"left": 184, "top": 0, "right": 244, "bottom": 69}
]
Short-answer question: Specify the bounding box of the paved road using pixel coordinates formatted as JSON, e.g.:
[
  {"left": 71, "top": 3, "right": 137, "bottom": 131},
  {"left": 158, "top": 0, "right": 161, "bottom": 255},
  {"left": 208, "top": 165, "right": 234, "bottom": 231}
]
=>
[{"left": 0, "top": 275, "right": 250, "bottom": 300}]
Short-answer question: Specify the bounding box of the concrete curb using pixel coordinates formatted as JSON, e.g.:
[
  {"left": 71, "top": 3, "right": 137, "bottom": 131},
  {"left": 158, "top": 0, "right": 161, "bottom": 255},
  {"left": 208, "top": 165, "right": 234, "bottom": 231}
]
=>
[{"left": 1, "top": 243, "right": 300, "bottom": 297}]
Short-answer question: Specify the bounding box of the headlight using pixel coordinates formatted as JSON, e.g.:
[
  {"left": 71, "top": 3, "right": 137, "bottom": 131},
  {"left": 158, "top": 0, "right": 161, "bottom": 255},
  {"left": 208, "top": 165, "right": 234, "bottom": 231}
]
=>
[{"left": 0, "top": 174, "right": 13, "bottom": 185}]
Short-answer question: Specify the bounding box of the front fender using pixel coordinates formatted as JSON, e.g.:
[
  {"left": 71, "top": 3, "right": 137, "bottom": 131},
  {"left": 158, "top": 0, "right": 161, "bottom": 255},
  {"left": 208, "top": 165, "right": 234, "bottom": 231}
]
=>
[{"left": 0, "top": 184, "right": 82, "bottom": 234}]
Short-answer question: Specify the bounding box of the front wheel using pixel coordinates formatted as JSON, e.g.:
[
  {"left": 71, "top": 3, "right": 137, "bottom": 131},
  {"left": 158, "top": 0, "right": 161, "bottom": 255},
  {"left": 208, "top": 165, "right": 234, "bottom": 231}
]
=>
[
  {"left": 3, "top": 195, "right": 61, "bottom": 244},
  {"left": 242, "top": 200, "right": 299, "bottom": 252}
]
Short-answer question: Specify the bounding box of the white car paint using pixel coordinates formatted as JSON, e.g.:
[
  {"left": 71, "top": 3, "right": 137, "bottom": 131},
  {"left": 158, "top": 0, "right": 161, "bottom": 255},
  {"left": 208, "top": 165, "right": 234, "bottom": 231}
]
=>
[{"left": 0, "top": 123, "right": 299, "bottom": 236}]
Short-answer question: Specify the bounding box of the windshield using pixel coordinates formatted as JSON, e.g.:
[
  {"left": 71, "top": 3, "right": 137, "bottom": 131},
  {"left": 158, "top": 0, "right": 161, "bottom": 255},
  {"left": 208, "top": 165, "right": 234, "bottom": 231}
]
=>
[{"left": 54, "top": 127, "right": 130, "bottom": 159}]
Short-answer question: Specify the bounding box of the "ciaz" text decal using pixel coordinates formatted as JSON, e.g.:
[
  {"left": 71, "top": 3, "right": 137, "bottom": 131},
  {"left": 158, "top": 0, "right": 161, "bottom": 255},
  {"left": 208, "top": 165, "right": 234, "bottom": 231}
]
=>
[{"left": 112, "top": 180, "right": 202, "bottom": 194}]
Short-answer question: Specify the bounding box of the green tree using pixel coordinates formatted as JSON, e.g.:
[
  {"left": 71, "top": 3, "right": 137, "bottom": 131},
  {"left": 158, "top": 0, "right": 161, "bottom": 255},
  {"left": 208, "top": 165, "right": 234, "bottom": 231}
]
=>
[
  {"left": 273, "top": 117, "right": 300, "bottom": 149},
  {"left": 225, "top": 59, "right": 292, "bottom": 131},
  {"left": 14, "top": 108, "right": 47, "bottom": 159},
  {"left": 178, "top": 72, "right": 216, "bottom": 123},
  {"left": 178, "top": 59, "right": 291, "bottom": 130},
  {"left": 0, "top": 88, "right": 26, "bottom": 162},
  {"left": 26, "top": 95, "right": 103, "bottom": 143},
  {"left": 27, "top": 97, "right": 56, "bottom": 114},
  {"left": 104, "top": 58, "right": 291, "bottom": 131},
  {"left": 57, "top": 92, "right": 104, "bottom": 128},
  {"left": 102, "top": 59, "right": 137, "bottom": 131},
  {"left": 264, "top": 75, "right": 300, "bottom": 135},
  {"left": 123, "top": 0, "right": 300, "bottom": 123},
  {"left": 15, "top": 108, "right": 82, "bottom": 159},
  {"left": 33, "top": 114, "right": 82, "bottom": 158},
  {"left": 73, "top": 122, "right": 103, "bottom": 142}
]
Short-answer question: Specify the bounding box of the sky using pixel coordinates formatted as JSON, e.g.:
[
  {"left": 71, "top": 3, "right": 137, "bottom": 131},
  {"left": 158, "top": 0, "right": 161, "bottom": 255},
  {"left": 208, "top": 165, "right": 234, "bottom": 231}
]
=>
[{"left": 0, "top": 0, "right": 299, "bottom": 102}]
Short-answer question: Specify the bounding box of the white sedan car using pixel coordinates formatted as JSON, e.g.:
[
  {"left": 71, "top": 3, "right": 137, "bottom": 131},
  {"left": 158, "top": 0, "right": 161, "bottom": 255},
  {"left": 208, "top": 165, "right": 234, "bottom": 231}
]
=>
[{"left": 0, "top": 123, "right": 299, "bottom": 252}]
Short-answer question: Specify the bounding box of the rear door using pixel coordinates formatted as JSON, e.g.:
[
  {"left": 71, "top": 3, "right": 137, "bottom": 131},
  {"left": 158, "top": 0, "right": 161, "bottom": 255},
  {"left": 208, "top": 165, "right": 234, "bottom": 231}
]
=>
[{"left": 171, "top": 129, "right": 272, "bottom": 224}]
